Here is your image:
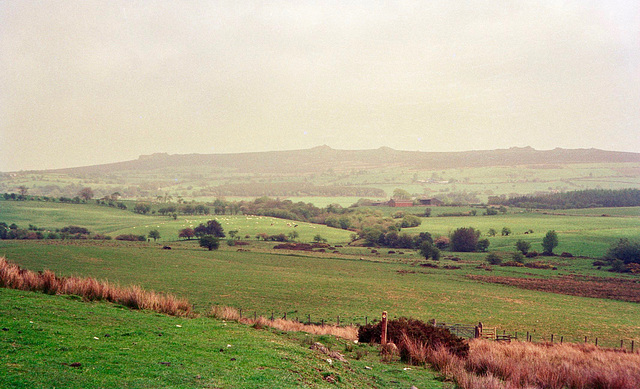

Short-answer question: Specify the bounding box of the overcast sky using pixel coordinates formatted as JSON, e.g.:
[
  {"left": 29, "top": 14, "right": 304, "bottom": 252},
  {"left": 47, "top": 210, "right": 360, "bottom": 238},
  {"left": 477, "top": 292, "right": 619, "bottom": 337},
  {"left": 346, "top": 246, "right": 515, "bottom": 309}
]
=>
[{"left": 1, "top": 1, "right": 639, "bottom": 171}]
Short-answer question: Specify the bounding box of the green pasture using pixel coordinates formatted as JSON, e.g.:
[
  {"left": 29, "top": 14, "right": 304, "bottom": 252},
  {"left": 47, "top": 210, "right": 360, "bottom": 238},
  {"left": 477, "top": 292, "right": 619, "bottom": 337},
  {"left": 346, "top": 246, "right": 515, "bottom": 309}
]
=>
[
  {"left": 0, "top": 288, "right": 442, "bottom": 388},
  {"left": 0, "top": 200, "right": 354, "bottom": 243},
  {"left": 1, "top": 240, "right": 638, "bottom": 349},
  {"left": 110, "top": 215, "right": 354, "bottom": 243},
  {"left": 411, "top": 211, "right": 640, "bottom": 258},
  {"left": 1, "top": 199, "right": 639, "bottom": 351},
  {"left": 2, "top": 200, "right": 638, "bottom": 258},
  {"left": 0, "top": 200, "right": 151, "bottom": 234}
]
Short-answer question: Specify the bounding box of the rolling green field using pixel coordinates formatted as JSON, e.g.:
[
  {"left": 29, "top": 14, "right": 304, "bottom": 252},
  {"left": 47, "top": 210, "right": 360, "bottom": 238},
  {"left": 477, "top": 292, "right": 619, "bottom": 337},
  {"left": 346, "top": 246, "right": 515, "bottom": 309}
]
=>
[
  {"left": 0, "top": 287, "right": 442, "bottom": 388},
  {"left": 1, "top": 239, "right": 637, "bottom": 350},
  {"left": 1, "top": 199, "right": 639, "bottom": 388}
]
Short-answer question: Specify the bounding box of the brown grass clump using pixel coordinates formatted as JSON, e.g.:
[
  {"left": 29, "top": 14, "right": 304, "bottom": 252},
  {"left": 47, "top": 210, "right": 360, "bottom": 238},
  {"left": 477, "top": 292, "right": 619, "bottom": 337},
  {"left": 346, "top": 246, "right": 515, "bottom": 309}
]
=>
[
  {"left": 463, "top": 339, "right": 640, "bottom": 389},
  {"left": 0, "top": 257, "right": 192, "bottom": 316},
  {"left": 420, "top": 338, "right": 640, "bottom": 389},
  {"left": 208, "top": 305, "right": 358, "bottom": 340}
]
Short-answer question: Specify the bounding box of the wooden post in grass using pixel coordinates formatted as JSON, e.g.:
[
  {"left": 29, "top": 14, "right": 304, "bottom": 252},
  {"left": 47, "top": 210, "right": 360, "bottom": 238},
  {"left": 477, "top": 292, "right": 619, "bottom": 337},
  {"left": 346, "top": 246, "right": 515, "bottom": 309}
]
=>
[
  {"left": 475, "top": 322, "right": 483, "bottom": 339},
  {"left": 551, "top": 334, "right": 554, "bottom": 343},
  {"left": 271, "top": 312, "right": 274, "bottom": 321},
  {"left": 621, "top": 340, "right": 624, "bottom": 349},
  {"left": 365, "top": 316, "right": 368, "bottom": 326},
  {"left": 321, "top": 319, "right": 324, "bottom": 327},
  {"left": 632, "top": 340, "right": 634, "bottom": 353},
  {"left": 381, "top": 311, "right": 388, "bottom": 346},
  {"left": 239, "top": 309, "right": 242, "bottom": 319},
  {"left": 283, "top": 312, "right": 287, "bottom": 320},
  {"left": 595, "top": 337, "right": 598, "bottom": 346},
  {"left": 584, "top": 336, "right": 587, "bottom": 343},
  {"left": 561, "top": 336, "right": 563, "bottom": 344},
  {"left": 337, "top": 316, "right": 340, "bottom": 326},
  {"left": 307, "top": 314, "right": 310, "bottom": 325}
]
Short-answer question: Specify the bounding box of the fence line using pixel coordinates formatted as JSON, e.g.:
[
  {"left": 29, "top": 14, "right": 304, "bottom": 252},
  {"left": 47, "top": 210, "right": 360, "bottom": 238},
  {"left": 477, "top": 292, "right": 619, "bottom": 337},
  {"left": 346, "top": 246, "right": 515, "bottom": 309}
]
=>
[{"left": 223, "top": 306, "right": 639, "bottom": 353}]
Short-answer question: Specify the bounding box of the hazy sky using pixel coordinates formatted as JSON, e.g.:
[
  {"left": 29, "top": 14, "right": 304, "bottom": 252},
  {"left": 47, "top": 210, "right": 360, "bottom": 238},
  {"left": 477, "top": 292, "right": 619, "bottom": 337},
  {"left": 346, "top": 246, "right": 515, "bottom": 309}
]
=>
[{"left": 1, "top": 1, "right": 639, "bottom": 171}]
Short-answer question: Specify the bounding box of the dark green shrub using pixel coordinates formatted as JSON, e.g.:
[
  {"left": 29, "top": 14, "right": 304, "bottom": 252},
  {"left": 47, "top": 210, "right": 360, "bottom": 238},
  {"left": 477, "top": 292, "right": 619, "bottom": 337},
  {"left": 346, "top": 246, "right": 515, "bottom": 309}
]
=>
[
  {"left": 486, "top": 253, "right": 502, "bottom": 265},
  {"left": 605, "top": 239, "right": 640, "bottom": 264},
  {"left": 450, "top": 227, "right": 480, "bottom": 252},
  {"left": 115, "top": 234, "right": 146, "bottom": 241},
  {"left": 358, "top": 317, "right": 468, "bottom": 359}
]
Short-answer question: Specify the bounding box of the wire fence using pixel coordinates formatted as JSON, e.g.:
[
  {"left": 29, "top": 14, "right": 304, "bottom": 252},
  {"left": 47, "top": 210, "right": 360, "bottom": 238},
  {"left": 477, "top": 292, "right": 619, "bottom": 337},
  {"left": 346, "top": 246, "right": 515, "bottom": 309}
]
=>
[{"left": 229, "top": 307, "right": 639, "bottom": 353}]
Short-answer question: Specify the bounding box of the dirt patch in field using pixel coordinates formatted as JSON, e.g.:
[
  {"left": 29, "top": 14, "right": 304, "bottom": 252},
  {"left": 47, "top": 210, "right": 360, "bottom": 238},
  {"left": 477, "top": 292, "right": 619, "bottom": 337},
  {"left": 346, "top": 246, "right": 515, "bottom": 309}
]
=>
[{"left": 467, "top": 274, "right": 640, "bottom": 303}]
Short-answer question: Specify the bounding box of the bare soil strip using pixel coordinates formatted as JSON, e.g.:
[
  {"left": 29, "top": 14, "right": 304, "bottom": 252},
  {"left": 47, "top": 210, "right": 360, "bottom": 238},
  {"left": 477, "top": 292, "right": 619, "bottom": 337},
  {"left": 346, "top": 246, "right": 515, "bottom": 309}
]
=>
[{"left": 467, "top": 274, "right": 640, "bottom": 303}]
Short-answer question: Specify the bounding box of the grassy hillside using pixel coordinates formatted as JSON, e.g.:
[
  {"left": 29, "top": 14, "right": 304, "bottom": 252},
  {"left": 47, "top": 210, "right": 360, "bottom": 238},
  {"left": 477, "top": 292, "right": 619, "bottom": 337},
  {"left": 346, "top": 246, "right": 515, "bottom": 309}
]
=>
[
  {"left": 1, "top": 200, "right": 639, "bottom": 349},
  {"left": 0, "top": 288, "right": 443, "bottom": 388},
  {"left": 2, "top": 240, "right": 638, "bottom": 349}
]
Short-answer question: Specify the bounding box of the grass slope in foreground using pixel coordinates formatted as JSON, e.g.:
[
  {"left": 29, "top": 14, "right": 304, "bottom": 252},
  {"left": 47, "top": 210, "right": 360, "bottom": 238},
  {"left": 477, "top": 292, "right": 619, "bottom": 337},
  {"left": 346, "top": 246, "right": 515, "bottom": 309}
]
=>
[{"left": 0, "top": 287, "right": 442, "bottom": 388}]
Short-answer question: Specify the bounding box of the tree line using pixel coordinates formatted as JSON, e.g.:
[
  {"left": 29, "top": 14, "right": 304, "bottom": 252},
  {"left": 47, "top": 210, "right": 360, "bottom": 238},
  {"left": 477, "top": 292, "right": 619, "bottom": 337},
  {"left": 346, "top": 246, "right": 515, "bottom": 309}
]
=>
[{"left": 489, "top": 189, "right": 640, "bottom": 209}]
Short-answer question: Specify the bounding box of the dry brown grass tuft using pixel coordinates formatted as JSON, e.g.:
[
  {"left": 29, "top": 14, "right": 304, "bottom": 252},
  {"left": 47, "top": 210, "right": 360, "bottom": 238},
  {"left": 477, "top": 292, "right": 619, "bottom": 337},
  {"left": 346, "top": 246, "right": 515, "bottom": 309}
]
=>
[
  {"left": 418, "top": 338, "right": 640, "bottom": 389},
  {"left": 0, "top": 257, "right": 192, "bottom": 316},
  {"left": 463, "top": 339, "right": 640, "bottom": 389},
  {"left": 389, "top": 321, "right": 640, "bottom": 389},
  {"left": 208, "top": 305, "right": 358, "bottom": 340}
]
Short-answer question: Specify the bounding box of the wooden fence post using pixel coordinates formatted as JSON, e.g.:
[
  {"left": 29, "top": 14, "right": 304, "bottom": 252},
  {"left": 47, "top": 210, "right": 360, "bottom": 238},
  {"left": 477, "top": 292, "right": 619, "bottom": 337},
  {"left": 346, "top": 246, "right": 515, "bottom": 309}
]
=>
[
  {"left": 561, "top": 336, "right": 563, "bottom": 344},
  {"left": 474, "top": 322, "right": 483, "bottom": 339},
  {"left": 381, "top": 311, "right": 388, "bottom": 345},
  {"left": 337, "top": 316, "right": 340, "bottom": 326},
  {"left": 283, "top": 312, "right": 287, "bottom": 320},
  {"left": 321, "top": 319, "right": 324, "bottom": 327},
  {"left": 271, "top": 312, "right": 274, "bottom": 321},
  {"left": 307, "top": 314, "right": 310, "bottom": 325},
  {"left": 365, "top": 316, "right": 368, "bottom": 326},
  {"left": 621, "top": 340, "right": 624, "bottom": 349},
  {"left": 239, "top": 309, "right": 242, "bottom": 319},
  {"left": 551, "top": 334, "right": 554, "bottom": 343},
  {"left": 632, "top": 340, "right": 634, "bottom": 353},
  {"left": 595, "top": 337, "right": 598, "bottom": 346}
]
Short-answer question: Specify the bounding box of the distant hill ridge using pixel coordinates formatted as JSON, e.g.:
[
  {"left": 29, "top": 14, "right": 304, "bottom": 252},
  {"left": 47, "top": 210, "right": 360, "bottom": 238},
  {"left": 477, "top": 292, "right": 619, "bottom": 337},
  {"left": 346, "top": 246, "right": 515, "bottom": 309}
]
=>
[{"left": 49, "top": 146, "right": 640, "bottom": 175}]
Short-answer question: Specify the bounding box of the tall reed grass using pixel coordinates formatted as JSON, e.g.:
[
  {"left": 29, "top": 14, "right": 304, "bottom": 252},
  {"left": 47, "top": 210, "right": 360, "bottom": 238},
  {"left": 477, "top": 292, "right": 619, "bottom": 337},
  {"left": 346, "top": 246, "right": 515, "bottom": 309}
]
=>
[
  {"left": 406, "top": 337, "right": 640, "bottom": 389},
  {"left": 208, "top": 305, "right": 358, "bottom": 340},
  {"left": 0, "top": 257, "right": 192, "bottom": 316}
]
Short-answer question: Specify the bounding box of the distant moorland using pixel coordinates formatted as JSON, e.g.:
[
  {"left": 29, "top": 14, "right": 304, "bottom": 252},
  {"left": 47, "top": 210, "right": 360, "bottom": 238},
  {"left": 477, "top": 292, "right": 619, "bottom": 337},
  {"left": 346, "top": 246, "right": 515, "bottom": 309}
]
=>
[{"left": 2, "top": 146, "right": 639, "bottom": 203}]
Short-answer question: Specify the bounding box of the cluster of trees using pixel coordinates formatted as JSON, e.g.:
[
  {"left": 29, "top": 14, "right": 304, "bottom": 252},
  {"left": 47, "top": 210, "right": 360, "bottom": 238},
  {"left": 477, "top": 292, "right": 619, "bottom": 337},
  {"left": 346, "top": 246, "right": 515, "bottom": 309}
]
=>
[
  {"left": 178, "top": 220, "right": 225, "bottom": 241},
  {"left": 157, "top": 204, "right": 210, "bottom": 216},
  {"left": 486, "top": 231, "right": 561, "bottom": 266},
  {"left": 0, "top": 222, "right": 164, "bottom": 243},
  {"left": 0, "top": 223, "right": 110, "bottom": 240},
  {"left": 2, "top": 192, "right": 128, "bottom": 210},
  {"left": 448, "top": 227, "right": 490, "bottom": 252},
  {"left": 490, "top": 189, "right": 640, "bottom": 209},
  {"left": 178, "top": 219, "right": 226, "bottom": 251},
  {"left": 360, "top": 228, "right": 433, "bottom": 250},
  {"left": 605, "top": 239, "right": 640, "bottom": 273}
]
